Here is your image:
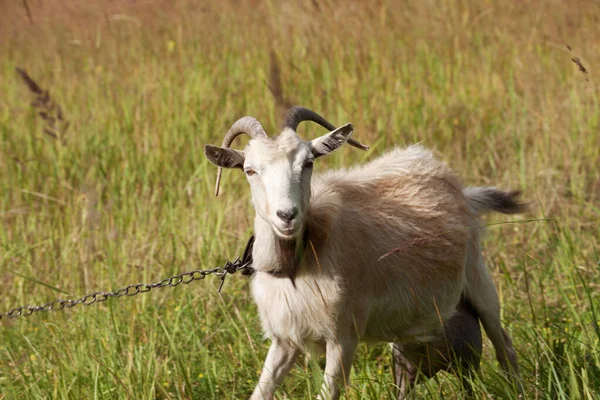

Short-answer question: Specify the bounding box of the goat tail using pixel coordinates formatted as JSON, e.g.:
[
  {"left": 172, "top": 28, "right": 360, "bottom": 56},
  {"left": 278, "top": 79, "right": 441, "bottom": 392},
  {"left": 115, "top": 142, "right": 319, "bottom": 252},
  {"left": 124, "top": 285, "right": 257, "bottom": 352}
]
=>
[{"left": 463, "top": 187, "right": 527, "bottom": 216}]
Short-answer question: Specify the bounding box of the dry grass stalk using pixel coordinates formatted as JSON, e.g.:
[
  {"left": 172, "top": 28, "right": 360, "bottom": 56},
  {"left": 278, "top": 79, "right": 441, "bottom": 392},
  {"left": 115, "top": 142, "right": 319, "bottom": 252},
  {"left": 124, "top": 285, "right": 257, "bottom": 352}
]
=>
[
  {"left": 15, "top": 67, "right": 69, "bottom": 143},
  {"left": 21, "top": 0, "right": 33, "bottom": 24},
  {"left": 268, "top": 49, "right": 294, "bottom": 122},
  {"left": 567, "top": 45, "right": 590, "bottom": 82},
  {"left": 378, "top": 236, "right": 439, "bottom": 261}
]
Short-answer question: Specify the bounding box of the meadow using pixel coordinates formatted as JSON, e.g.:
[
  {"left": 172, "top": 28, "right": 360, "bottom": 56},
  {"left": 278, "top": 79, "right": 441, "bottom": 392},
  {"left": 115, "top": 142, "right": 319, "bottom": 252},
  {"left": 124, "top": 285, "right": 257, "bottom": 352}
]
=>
[{"left": 1, "top": 0, "right": 599, "bottom": 398}]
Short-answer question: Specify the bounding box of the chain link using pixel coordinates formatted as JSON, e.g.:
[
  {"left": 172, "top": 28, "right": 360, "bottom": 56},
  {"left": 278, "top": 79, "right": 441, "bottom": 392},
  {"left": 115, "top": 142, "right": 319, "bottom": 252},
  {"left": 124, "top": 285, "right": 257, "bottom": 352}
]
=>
[{"left": 0, "top": 237, "right": 255, "bottom": 321}]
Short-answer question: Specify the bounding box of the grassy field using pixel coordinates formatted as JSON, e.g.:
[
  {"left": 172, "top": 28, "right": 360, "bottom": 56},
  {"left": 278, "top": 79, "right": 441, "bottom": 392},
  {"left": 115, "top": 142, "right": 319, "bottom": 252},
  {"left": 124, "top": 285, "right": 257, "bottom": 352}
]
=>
[{"left": 1, "top": 0, "right": 599, "bottom": 398}]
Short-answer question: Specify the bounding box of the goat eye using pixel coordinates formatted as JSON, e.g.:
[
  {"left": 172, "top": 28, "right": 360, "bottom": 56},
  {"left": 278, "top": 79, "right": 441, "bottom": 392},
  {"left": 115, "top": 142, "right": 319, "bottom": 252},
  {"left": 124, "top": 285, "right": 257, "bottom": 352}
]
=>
[
  {"left": 245, "top": 168, "right": 257, "bottom": 176},
  {"left": 304, "top": 160, "right": 314, "bottom": 169}
]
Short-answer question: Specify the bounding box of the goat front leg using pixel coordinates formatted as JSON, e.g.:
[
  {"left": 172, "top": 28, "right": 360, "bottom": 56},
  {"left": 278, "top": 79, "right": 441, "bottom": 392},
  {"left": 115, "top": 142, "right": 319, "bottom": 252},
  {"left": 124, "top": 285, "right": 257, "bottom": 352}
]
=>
[
  {"left": 250, "top": 337, "right": 300, "bottom": 400},
  {"left": 318, "top": 336, "right": 358, "bottom": 400}
]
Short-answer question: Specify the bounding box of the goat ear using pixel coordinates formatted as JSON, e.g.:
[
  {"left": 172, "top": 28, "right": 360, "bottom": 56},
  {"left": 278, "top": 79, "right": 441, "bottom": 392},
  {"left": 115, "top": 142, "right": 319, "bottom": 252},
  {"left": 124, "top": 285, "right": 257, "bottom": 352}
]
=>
[
  {"left": 309, "top": 123, "right": 354, "bottom": 158},
  {"left": 204, "top": 145, "right": 245, "bottom": 169}
]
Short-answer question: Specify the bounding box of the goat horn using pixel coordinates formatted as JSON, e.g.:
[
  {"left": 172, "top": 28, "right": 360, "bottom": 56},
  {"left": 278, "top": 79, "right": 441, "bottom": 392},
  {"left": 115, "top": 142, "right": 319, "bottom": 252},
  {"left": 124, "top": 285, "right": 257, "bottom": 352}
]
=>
[
  {"left": 283, "top": 106, "right": 369, "bottom": 151},
  {"left": 215, "top": 116, "right": 267, "bottom": 196}
]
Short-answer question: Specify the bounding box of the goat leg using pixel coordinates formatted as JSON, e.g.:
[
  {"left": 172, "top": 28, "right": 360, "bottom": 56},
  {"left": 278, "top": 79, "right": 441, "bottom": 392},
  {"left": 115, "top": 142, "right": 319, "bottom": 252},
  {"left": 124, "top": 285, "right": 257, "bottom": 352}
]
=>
[
  {"left": 318, "top": 335, "right": 358, "bottom": 400},
  {"left": 393, "top": 343, "right": 418, "bottom": 399},
  {"left": 393, "top": 297, "right": 483, "bottom": 399},
  {"left": 250, "top": 337, "right": 300, "bottom": 400}
]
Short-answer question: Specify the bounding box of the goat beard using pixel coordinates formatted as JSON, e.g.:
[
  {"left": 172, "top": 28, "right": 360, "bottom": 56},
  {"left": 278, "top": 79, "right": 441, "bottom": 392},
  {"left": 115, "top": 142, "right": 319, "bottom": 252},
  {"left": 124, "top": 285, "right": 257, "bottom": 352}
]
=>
[{"left": 273, "top": 227, "right": 308, "bottom": 286}]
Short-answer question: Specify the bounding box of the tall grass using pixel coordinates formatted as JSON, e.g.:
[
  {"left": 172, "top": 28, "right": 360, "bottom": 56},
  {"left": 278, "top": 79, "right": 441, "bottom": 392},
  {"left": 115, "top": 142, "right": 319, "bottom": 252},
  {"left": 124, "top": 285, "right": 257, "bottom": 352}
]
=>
[{"left": 1, "top": 0, "right": 599, "bottom": 398}]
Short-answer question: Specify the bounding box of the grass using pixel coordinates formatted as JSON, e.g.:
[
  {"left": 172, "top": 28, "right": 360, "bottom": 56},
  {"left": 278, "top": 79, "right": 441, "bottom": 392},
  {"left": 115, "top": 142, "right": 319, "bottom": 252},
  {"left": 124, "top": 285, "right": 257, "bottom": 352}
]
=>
[{"left": 1, "top": 0, "right": 599, "bottom": 398}]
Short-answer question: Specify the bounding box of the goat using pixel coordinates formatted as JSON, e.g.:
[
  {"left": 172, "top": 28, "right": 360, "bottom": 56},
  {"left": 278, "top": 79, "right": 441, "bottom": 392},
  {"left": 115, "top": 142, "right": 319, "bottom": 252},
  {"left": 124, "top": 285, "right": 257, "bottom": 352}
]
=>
[{"left": 204, "top": 107, "right": 524, "bottom": 400}]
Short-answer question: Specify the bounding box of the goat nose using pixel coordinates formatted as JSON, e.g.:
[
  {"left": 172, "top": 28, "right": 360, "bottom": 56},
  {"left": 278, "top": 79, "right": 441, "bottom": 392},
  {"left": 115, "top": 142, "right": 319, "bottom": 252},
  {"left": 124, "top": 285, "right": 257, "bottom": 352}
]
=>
[{"left": 277, "top": 207, "right": 298, "bottom": 222}]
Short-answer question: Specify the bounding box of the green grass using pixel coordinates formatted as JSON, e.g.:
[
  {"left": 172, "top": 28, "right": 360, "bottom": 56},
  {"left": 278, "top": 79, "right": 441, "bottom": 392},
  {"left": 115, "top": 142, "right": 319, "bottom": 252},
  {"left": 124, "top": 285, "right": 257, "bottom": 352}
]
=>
[{"left": 1, "top": 0, "right": 599, "bottom": 398}]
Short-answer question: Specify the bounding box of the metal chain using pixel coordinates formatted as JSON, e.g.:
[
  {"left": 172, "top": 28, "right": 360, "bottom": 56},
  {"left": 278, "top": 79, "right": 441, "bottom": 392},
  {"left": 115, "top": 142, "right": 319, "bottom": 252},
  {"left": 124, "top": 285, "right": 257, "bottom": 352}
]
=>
[{"left": 0, "top": 246, "right": 255, "bottom": 321}]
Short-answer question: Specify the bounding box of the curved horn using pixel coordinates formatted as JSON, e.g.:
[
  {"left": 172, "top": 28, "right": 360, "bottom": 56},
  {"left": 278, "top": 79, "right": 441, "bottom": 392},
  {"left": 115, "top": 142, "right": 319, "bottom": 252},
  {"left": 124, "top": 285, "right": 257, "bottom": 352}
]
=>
[
  {"left": 221, "top": 116, "right": 267, "bottom": 147},
  {"left": 215, "top": 116, "right": 267, "bottom": 196},
  {"left": 283, "top": 106, "right": 369, "bottom": 151}
]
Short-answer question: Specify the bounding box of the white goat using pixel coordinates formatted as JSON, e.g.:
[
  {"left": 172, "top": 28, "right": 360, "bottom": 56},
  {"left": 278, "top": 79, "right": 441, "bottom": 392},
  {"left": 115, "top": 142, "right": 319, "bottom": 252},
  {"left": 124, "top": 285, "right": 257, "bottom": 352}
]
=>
[{"left": 204, "top": 107, "right": 524, "bottom": 400}]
